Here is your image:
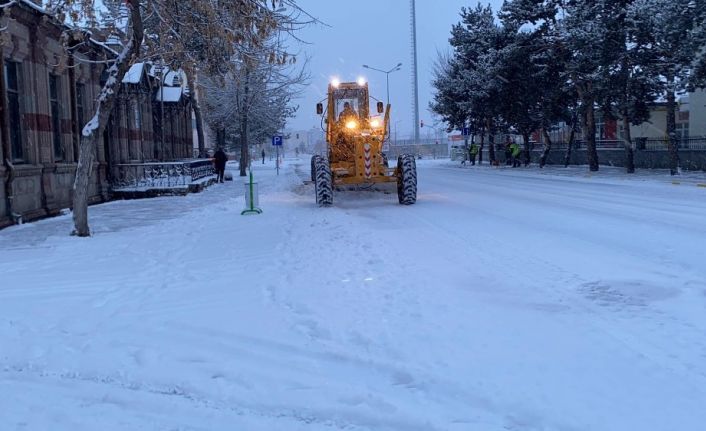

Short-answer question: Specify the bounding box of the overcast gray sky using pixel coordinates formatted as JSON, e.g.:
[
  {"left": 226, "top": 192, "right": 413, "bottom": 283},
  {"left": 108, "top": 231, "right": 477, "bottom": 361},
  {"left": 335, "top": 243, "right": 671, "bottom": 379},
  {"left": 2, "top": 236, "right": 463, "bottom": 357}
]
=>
[{"left": 289, "top": 0, "right": 504, "bottom": 138}]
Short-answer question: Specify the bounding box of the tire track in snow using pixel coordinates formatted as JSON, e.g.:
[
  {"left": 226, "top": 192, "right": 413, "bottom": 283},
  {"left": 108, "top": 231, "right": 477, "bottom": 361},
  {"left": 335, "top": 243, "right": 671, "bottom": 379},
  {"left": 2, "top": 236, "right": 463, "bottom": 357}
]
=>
[
  {"left": 1, "top": 364, "right": 368, "bottom": 430},
  {"left": 248, "top": 164, "right": 584, "bottom": 430}
]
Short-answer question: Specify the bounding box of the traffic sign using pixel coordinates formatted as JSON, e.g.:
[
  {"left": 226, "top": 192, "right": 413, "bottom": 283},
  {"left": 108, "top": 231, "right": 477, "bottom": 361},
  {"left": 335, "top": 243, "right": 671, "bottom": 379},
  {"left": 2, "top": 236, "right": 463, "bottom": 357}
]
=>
[
  {"left": 462, "top": 127, "right": 471, "bottom": 136},
  {"left": 272, "top": 135, "right": 283, "bottom": 146}
]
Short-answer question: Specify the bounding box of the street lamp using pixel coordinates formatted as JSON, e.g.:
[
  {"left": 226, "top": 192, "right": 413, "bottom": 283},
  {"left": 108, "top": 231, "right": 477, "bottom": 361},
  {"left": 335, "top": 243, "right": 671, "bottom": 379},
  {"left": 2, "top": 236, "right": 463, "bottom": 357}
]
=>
[
  {"left": 364, "top": 63, "right": 402, "bottom": 142},
  {"left": 362, "top": 62, "right": 402, "bottom": 107}
]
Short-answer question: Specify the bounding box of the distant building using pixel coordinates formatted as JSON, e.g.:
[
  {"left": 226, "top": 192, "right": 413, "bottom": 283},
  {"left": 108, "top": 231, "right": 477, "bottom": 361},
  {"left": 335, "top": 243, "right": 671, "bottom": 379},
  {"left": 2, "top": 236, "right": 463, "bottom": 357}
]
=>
[
  {"left": 629, "top": 94, "right": 692, "bottom": 141},
  {"left": 283, "top": 128, "right": 325, "bottom": 155},
  {"left": 308, "top": 128, "right": 326, "bottom": 154},
  {"left": 536, "top": 89, "right": 703, "bottom": 146},
  {"left": 690, "top": 90, "right": 706, "bottom": 138}
]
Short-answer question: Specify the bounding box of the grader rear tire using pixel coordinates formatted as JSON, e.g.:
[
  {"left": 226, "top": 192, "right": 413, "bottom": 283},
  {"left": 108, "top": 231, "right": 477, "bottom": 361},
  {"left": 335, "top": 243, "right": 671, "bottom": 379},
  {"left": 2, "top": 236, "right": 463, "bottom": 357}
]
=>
[
  {"left": 397, "top": 154, "right": 417, "bottom": 205},
  {"left": 314, "top": 157, "right": 333, "bottom": 206}
]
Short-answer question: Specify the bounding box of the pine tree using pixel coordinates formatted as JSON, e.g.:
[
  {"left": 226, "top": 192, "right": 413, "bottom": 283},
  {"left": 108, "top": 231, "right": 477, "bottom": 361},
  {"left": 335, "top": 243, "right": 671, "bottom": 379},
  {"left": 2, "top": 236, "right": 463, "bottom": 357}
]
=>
[
  {"left": 432, "top": 4, "right": 507, "bottom": 163},
  {"left": 636, "top": 0, "right": 706, "bottom": 174}
]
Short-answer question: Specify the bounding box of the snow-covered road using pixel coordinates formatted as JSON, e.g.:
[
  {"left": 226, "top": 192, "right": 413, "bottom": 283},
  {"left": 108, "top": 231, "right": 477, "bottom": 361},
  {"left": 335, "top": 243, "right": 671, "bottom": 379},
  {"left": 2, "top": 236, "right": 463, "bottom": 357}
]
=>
[{"left": 2, "top": 159, "right": 705, "bottom": 430}]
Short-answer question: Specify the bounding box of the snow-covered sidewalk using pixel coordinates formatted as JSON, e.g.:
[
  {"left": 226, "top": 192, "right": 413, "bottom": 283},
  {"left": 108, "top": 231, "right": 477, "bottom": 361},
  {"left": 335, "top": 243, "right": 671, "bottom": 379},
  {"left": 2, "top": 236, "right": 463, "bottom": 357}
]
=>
[{"left": 2, "top": 157, "right": 705, "bottom": 430}]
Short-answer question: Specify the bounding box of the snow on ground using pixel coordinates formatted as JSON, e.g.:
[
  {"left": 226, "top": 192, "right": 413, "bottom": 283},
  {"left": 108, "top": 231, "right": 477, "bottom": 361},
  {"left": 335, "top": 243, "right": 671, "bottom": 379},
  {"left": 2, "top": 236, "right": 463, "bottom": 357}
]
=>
[{"left": 1, "top": 158, "right": 705, "bottom": 430}]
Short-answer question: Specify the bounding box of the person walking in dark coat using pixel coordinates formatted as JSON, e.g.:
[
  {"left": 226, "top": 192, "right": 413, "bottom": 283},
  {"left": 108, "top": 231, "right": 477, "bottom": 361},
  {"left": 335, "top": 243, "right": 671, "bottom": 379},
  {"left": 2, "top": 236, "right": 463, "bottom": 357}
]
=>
[
  {"left": 261, "top": 149, "right": 266, "bottom": 164},
  {"left": 214, "top": 148, "right": 228, "bottom": 183}
]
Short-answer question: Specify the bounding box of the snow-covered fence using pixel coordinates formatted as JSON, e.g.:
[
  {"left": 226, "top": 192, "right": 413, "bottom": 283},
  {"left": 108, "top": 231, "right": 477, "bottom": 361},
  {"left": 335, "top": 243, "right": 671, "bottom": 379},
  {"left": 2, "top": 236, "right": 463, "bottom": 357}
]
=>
[{"left": 112, "top": 159, "right": 215, "bottom": 191}]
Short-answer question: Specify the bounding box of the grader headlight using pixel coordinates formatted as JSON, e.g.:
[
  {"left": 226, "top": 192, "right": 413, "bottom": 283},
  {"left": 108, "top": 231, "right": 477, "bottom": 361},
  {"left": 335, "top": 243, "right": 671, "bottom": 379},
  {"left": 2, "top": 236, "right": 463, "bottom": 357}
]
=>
[
  {"left": 345, "top": 120, "right": 358, "bottom": 130},
  {"left": 370, "top": 118, "right": 382, "bottom": 129}
]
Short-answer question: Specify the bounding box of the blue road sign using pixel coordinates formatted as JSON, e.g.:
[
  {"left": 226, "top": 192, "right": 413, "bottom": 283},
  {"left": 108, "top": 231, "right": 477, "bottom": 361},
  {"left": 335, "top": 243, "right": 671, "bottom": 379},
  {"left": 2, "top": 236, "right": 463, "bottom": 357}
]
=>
[
  {"left": 462, "top": 127, "right": 471, "bottom": 136},
  {"left": 272, "top": 135, "right": 283, "bottom": 146}
]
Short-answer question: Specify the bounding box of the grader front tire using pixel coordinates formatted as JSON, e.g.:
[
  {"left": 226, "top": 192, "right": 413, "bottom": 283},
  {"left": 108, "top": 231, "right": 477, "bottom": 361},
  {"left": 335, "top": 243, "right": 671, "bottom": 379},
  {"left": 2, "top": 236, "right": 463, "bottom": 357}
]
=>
[
  {"left": 310, "top": 155, "right": 321, "bottom": 182},
  {"left": 314, "top": 157, "right": 333, "bottom": 206}
]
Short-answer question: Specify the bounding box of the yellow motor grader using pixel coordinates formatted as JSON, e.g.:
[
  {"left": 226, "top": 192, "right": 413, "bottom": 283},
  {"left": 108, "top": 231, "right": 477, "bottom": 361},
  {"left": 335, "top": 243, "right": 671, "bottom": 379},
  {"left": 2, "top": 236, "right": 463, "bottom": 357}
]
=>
[{"left": 312, "top": 78, "right": 417, "bottom": 206}]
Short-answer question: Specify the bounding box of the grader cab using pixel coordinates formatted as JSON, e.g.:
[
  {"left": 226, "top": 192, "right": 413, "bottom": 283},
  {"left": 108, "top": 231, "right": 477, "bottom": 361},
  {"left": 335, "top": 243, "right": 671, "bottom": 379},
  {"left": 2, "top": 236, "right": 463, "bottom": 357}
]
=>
[{"left": 312, "top": 79, "right": 417, "bottom": 206}]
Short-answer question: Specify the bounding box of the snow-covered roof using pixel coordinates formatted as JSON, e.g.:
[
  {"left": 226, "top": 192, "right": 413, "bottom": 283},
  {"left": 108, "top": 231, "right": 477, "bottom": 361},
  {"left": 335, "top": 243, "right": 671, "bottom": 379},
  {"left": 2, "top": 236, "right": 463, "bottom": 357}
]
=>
[
  {"left": 151, "top": 65, "right": 190, "bottom": 102},
  {"left": 88, "top": 37, "right": 119, "bottom": 57},
  {"left": 105, "top": 33, "right": 123, "bottom": 46},
  {"left": 148, "top": 66, "right": 188, "bottom": 88},
  {"left": 155, "top": 86, "right": 184, "bottom": 103},
  {"left": 123, "top": 63, "right": 145, "bottom": 84},
  {"left": 17, "top": 0, "right": 46, "bottom": 15}
]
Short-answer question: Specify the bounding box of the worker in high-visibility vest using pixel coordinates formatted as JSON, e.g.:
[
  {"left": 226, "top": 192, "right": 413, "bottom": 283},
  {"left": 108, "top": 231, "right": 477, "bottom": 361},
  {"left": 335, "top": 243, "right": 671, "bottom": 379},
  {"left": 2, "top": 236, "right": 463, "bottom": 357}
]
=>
[
  {"left": 469, "top": 143, "right": 479, "bottom": 165},
  {"left": 510, "top": 141, "right": 521, "bottom": 168}
]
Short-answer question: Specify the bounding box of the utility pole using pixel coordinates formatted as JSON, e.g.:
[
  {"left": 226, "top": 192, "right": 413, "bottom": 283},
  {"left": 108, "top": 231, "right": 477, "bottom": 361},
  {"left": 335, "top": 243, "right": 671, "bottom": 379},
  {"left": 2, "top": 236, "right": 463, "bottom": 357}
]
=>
[{"left": 410, "top": 0, "right": 420, "bottom": 144}]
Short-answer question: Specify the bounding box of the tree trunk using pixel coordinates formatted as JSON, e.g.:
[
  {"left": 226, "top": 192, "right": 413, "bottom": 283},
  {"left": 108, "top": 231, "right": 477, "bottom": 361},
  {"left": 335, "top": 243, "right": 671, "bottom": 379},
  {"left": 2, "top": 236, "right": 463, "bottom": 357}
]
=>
[
  {"left": 239, "top": 68, "right": 250, "bottom": 177},
  {"left": 186, "top": 70, "right": 206, "bottom": 157},
  {"left": 522, "top": 132, "right": 531, "bottom": 166},
  {"left": 488, "top": 130, "right": 495, "bottom": 164},
  {"left": 564, "top": 127, "right": 576, "bottom": 167},
  {"left": 584, "top": 95, "right": 599, "bottom": 172},
  {"left": 564, "top": 112, "right": 577, "bottom": 167},
  {"left": 479, "top": 127, "right": 486, "bottom": 164},
  {"left": 72, "top": 0, "right": 143, "bottom": 237},
  {"left": 485, "top": 119, "right": 495, "bottom": 163},
  {"left": 217, "top": 128, "right": 225, "bottom": 149},
  {"left": 488, "top": 133, "right": 495, "bottom": 164},
  {"left": 665, "top": 75, "right": 680, "bottom": 175},
  {"left": 618, "top": 53, "right": 635, "bottom": 174},
  {"left": 240, "top": 113, "right": 250, "bottom": 177},
  {"left": 473, "top": 133, "right": 483, "bottom": 165},
  {"left": 238, "top": 116, "right": 249, "bottom": 176},
  {"left": 540, "top": 128, "right": 552, "bottom": 168},
  {"left": 622, "top": 115, "right": 635, "bottom": 173}
]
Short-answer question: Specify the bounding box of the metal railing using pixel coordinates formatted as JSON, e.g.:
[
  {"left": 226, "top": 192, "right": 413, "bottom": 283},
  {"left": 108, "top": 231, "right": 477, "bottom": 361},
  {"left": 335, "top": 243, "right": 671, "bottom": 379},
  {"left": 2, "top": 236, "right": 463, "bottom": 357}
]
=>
[
  {"left": 112, "top": 159, "right": 215, "bottom": 190},
  {"left": 641, "top": 137, "right": 706, "bottom": 151},
  {"left": 532, "top": 137, "right": 706, "bottom": 151},
  {"left": 386, "top": 138, "right": 450, "bottom": 159}
]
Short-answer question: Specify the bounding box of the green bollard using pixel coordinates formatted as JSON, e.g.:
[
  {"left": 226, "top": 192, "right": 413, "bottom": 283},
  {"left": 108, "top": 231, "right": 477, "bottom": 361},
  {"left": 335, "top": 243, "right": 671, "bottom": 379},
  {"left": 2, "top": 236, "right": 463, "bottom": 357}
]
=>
[{"left": 241, "top": 168, "right": 263, "bottom": 215}]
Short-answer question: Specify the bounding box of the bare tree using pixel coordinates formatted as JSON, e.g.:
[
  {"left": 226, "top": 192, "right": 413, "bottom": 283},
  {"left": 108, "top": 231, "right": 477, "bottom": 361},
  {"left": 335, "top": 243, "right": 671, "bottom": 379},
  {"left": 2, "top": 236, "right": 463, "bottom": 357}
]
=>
[
  {"left": 60, "top": 0, "right": 311, "bottom": 236},
  {"left": 72, "top": 0, "right": 144, "bottom": 237},
  {"left": 202, "top": 29, "right": 309, "bottom": 175}
]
